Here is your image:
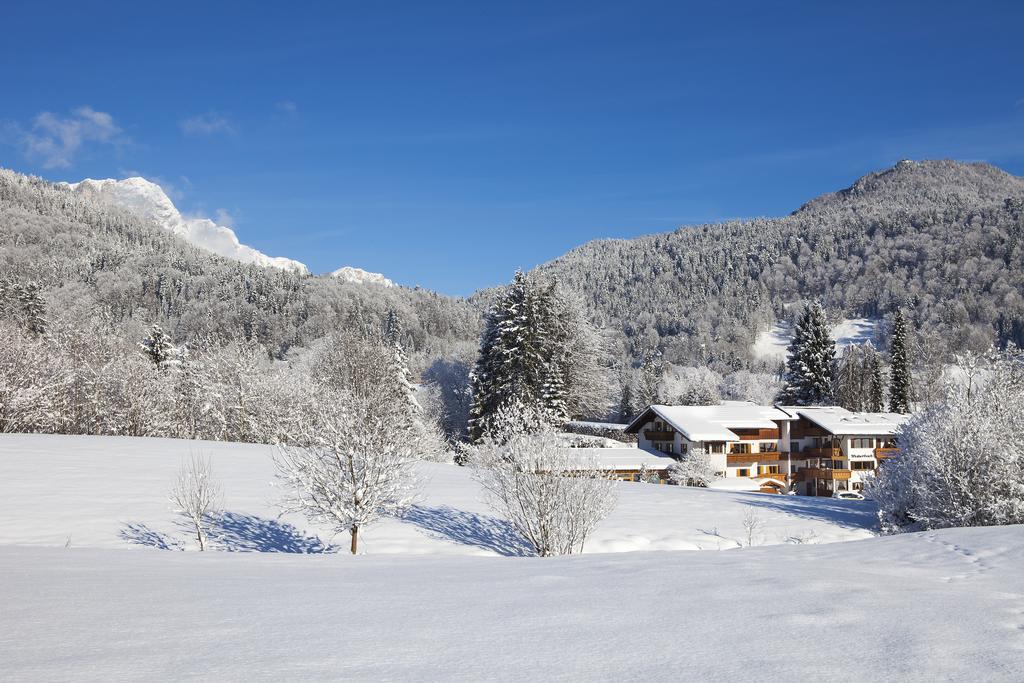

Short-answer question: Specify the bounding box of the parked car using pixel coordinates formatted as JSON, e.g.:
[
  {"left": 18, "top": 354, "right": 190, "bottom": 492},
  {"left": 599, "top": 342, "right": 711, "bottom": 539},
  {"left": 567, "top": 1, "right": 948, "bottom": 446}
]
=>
[{"left": 833, "top": 491, "right": 865, "bottom": 501}]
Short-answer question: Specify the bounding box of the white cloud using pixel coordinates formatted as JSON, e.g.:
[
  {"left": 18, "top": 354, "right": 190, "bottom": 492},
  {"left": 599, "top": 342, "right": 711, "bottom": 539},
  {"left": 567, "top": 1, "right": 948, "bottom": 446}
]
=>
[
  {"left": 214, "top": 208, "right": 236, "bottom": 228},
  {"left": 5, "top": 106, "right": 125, "bottom": 169},
  {"left": 275, "top": 100, "right": 298, "bottom": 116},
  {"left": 179, "top": 112, "right": 236, "bottom": 136}
]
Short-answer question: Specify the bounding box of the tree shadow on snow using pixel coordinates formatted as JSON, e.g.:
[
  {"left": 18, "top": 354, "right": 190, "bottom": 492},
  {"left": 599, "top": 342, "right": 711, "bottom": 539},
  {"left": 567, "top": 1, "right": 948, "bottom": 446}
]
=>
[
  {"left": 120, "top": 513, "right": 335, "bottom": 553},
  {"left": 119, "top": 522, "right": 183, "bottom": 551},
  {"left": 740, "top": 496, "right": 879, "bottom": 532},
  {"left": 210, "top": 512, "right": 336, "bottom": 553},
  {"left": 402, "top": 505, "right": 532, "bottom": 557}
]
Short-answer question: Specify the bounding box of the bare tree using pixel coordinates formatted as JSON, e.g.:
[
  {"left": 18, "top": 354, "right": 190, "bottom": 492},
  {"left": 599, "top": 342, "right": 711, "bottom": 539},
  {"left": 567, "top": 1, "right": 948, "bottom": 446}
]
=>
[
  {"left": 273, "top": 389, "right": 419, "bottom": 554},
  {"left": 468, "top": 400, "right": 618, "bottom": 556},
  {"left": 169, "top": 455, "right": 222, "bottom": 551},
  {"left": 742, "top": 509, "right": 764, "bottom": 547}
]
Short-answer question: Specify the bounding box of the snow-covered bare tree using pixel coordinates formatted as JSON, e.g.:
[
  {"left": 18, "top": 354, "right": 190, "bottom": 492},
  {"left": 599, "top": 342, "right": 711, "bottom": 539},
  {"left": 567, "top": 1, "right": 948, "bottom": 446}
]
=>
[
  {"left": 660, "top": 365, "right": 722, "bottom": 406},
  {"left": 869, "top": 349, "right": 1024, "bottom": 531},
  {"left": 169, "top": 455, "right": 222, "bottom": 551},
  {"left": 273, "top": 388, "right": 419, "bottom": 554},
  {"left": 668, "top": 447, "right": 716, "bottom": 487},
  {"left": 720, "top": 369, "right": 783, "bottom": 405},
  {"left": 467, "top": 400, "right": 618, "bottom": 556}
]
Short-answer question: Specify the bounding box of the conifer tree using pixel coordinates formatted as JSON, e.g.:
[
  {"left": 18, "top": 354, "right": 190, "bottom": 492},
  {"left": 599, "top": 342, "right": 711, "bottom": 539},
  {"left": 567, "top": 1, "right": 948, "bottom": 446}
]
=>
[
  {"left": 469, "top": 271, "right": 546, "bottom": 441},
  {"left": 888, "top": 308, "right": 912, "bottom": 413},
  {"left": 835, "top": 344, "right": 865, "bottom": 411},
  {"left": 16, "top": 282, "right": 47, "bottom": 336},
  {"left": 779, "top": 302, "right": 836, "bottom": 405},
  {"left": 867, "top": 348, "right": 886, "bottom": 413},
  {"left": 468, "top": 271, "right": 597, "bottom": 441},
  {"left": 141, "top": 324, "right": 179, "bottom": 370}
]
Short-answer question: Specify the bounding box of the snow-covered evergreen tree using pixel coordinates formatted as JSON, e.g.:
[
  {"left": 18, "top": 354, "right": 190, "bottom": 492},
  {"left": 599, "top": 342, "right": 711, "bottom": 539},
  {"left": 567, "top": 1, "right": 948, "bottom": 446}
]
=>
[
  {"left": 17, "top": 282, "right": 47, "bottom": 336},
  {"left": 140, "top": 324, "right": 181, "bottom": 370},
  {"left": 468, "top": 271, "right": 608, "bottom": 441},
  {"left": 867, "top": 348, "right": 886, "bottom": 413},
  {"left": 779, "top": 302, "right": 836, "bottom": 405},
  {"left": 888, "top": 308, "right": 912, "bottom": 413}
]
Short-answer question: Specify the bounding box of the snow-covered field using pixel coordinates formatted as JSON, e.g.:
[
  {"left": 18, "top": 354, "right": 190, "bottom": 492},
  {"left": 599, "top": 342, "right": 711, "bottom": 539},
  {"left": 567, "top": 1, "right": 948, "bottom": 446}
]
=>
[
  {"left": 2, "top": 434, "right": 1022, "bottom": 680},
  {"left": 0, "top": 434, "right": 874, "bottom": 554}
]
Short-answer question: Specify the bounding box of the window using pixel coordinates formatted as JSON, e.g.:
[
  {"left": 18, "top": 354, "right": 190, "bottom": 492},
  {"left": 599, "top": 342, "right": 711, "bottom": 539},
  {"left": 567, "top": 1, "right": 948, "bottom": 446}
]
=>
[
  {"left": 736, "top": 468, "right": 750, "bottom": 477},
  {"left": 790, "top": 441, "right": 801, "bottom": 453},
  {"left": 852, "top": 482, "right": 864, "bottom": 491},
  {"left": 731, "top": 443, "right": 751, "bottom": 454},
  {"left": 850, "top": 438, "right": 874, "bottom": 449},
  {"left": 851, "top": 461, "right": 874, "bottom": 470},
  {"left": 759, "top": 465, "right": 779, "bottom": 475},
  {"left": 708, "top": 442, "right": 725, "bottom": 454}
]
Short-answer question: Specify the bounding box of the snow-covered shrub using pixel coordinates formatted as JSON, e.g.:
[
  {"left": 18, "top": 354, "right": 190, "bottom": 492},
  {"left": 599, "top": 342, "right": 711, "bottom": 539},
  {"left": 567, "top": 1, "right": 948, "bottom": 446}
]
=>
[
  {"left": 870, "top": 351, "right": 1024, "bottom": 531},
  {"left": 468, "top": 401, "right": 618, "bottom": 556},
  {"left": 668, "top": 448, "right": 716, "bottom": 487}
]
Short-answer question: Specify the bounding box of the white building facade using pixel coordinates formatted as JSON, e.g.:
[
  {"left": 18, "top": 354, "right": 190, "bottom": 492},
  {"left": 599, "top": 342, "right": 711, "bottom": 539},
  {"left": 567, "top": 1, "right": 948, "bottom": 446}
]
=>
[{"left": 624, "top": 402, "right": 907, "bottom": 495}]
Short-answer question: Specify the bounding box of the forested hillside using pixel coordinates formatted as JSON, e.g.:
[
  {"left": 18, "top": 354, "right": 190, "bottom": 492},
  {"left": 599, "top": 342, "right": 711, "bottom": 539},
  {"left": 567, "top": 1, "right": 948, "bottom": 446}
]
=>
[
  {"left": 538, "top": 160, "right": 1024, "bottom": 367},
  {"left": 0, "top": 169, "right": 482, "bottom": 370},
  {"left": 2, "top": 160, "right": 1023, "bottom": 428}
]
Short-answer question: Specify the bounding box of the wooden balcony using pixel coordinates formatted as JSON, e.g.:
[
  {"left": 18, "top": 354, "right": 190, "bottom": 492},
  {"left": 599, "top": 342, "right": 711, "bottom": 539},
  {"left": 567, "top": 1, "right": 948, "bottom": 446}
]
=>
[
  {"left": 644, "top": 430, "right": 675, "bottom": 441},
  {"left": 754, "top": 472, "right": 788, "bottom": 482},
  {"left": 755, "top": 451, "right": 783, "bottom": 460},
  {"left": 874, "top": 447, "right": 899, "bottom": 460},
  {"left": 727, "top": 451, "right": 783, "bottom": 465},
  {"left": 799, "top": 467, "right": 852, "bottom": 481},
  {"left": 796, "top": 446, "right": 841, "bottom": 459},
  {"left": 735, "top": 428, "right": 780, "bottom": 441}
]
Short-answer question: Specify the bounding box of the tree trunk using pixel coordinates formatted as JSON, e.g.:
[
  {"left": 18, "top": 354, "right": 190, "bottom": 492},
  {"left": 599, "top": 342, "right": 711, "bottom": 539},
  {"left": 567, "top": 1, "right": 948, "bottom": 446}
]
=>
[{"left": 350, "top": 525, "right": 359, "bottom": 555}]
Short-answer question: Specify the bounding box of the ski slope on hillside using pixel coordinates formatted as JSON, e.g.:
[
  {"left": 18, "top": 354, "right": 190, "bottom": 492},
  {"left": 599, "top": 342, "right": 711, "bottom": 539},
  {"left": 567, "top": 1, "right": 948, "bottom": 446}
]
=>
[
  {"left": 754, "top": 318, "right": 877, "bottom": 361},
  {"left": 0, "top": 434, "right": 875, "bottom": 555}
]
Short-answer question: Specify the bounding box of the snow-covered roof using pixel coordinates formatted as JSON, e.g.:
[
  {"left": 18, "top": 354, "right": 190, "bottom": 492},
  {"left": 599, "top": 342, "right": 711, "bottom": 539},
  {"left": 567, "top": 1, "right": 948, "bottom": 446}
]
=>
[
  {"left": 565, "top": 420, "right": 629, "bottom": 430},
  {"left": 705, "top": 477, "right": 785, "bottom": 492},
  {"left": 558, "top": 448, "right": 675, "bottom": 471},
  {"left": 778, "top": 406, "right": 909, "bottom": 436},
  {"left": 625, "top": 402, "right": 792, "bottom": 442}
]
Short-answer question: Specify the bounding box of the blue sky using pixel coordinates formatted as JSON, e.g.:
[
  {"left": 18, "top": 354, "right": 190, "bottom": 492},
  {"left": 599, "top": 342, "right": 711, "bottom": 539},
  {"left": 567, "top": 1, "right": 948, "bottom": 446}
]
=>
[{"left": 2, "top": 1, "right": 1023, "bottom": 295}]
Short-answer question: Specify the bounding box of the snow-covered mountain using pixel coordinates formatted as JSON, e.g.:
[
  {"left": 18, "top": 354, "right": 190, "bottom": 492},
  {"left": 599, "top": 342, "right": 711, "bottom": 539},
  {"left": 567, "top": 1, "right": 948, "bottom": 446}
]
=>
[
  {"left": 64, "top": 177, "right": 308, "bottom": 273},
  {"left": 330, "top": 266, "right": 394, "bottom": 287}
]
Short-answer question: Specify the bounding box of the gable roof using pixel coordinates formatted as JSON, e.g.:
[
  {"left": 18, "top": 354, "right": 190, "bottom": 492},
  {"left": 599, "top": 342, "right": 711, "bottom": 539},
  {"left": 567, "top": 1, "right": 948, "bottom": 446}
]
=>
[
  {"left": 777, "top": 406, "right": 909, "bottom": 435},
  {"left": 625, "top": 402, "right": 792, "bottom": 442}
]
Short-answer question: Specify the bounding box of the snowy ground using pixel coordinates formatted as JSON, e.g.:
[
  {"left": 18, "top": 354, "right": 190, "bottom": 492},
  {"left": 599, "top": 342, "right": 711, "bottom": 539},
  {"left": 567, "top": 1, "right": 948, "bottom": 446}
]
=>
[
  {"left": 2, "top": 434, "right": 1022, "bottom": 680},
  {"left": 754, "top": 317, "right": 877, "bottom": 361},
  {"left": 0, "top": 434, "right": 875, "bottom": 555}
]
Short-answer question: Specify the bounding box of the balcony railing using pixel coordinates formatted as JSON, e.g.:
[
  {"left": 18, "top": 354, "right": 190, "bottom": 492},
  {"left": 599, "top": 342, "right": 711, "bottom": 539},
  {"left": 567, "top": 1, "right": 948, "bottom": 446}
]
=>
[
  {"left": 644, "top": 430, "right": 675, "bottom": 441},
  {"left": 795, "top": 446, "right": 841, "bottom": 459},
  {"left": 799, "top": 467, "right": 852, "bottom": 481},
  {"left": 727, "top": 451, "right": 783, "bottom": 465}
]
